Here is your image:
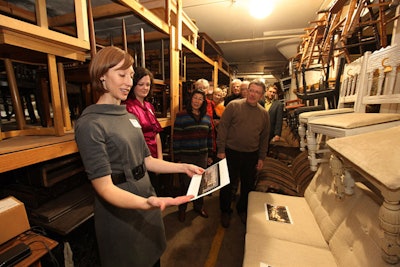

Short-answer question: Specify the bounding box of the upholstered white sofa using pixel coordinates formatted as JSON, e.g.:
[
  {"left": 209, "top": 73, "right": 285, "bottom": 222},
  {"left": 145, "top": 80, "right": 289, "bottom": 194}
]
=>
[{"left": 244, "top": 159, "right": 395, "bottom": 266}]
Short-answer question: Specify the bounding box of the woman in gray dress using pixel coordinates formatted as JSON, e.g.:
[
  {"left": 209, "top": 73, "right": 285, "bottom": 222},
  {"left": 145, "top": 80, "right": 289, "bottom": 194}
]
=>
[{"left": 75, "top": 46, "right": 203, "bottom": 267}]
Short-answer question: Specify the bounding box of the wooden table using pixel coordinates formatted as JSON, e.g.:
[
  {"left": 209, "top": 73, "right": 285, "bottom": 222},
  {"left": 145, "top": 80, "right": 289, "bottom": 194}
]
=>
[{"left": 0, "top": 231, "right": 58, "bottom": 267}]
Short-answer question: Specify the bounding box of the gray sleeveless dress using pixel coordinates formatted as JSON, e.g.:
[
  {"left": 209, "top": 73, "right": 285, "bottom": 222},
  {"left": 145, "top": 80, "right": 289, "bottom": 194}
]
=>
[{"left": 75, "top": 104, "right": 166, "bottom": 267}]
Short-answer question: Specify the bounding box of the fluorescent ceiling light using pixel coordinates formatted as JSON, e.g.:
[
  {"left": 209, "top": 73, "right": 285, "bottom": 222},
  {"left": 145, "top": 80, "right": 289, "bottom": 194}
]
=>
[
  {"left": 263, "top": 28, "right": 304, "bottom": 37},
  {"left": 249, "top": 0, "right": 275, "bottom": 19}
]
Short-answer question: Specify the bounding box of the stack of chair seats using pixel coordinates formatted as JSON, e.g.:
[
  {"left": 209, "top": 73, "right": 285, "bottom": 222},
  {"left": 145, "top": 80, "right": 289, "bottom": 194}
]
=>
[{"left": 255, "top": 151, "right": 314, "bottom": 197}]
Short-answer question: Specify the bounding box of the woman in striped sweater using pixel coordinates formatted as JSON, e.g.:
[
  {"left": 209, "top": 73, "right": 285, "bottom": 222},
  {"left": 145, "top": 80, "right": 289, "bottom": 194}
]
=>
[{"left": 173, "top": 89, "right": 213, "bottom": 222}]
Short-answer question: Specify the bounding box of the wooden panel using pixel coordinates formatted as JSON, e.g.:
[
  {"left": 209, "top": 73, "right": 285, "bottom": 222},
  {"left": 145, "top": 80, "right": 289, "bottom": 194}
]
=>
[{"left": 0, "top": 134, "right": 78, "bottom": 173}]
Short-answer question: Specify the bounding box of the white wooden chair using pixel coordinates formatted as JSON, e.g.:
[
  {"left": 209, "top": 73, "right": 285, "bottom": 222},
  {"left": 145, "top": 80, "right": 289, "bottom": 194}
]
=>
[
  {"left": 306, "top": 45, "right": 400, "bottom": 171},
  {"left": 298, "top": 51, "right": 371, "bottom": 151}
]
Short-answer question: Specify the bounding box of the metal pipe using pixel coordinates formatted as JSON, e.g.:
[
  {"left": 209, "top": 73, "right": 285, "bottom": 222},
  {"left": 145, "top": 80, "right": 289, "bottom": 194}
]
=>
[{"left": 141, "top": 28, "right": 145, "bottom": 68}]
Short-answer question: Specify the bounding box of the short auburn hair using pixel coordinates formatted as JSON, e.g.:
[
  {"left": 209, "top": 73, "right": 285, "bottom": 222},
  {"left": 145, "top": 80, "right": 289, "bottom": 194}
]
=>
[{"left": 89, "top": 46, "right": 134, "bottom": 94}]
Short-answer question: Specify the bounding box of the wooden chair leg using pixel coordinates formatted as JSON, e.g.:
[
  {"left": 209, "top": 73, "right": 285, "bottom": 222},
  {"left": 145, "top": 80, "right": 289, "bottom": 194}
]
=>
[
  {"left": 57, "top": 63, "right": 72, "bottom": 131},
  {"left": 5, "top": 58, "right": 25, "bottom": 130}
]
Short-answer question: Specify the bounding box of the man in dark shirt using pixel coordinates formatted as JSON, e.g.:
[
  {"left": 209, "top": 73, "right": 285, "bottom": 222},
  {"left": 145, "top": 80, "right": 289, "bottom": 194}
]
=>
[{"left": 264, "top": 84, "right": 284, "bottom": 143}]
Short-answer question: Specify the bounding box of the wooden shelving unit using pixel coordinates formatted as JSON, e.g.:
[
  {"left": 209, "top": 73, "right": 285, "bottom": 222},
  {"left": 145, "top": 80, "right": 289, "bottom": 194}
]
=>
[{"left": 0, "top": 0, "right": 230, "bottom": 172}]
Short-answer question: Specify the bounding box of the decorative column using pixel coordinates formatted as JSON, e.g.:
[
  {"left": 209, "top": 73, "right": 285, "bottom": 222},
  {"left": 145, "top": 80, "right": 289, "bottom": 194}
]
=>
[
  {"left": 379, "top": 196, "right": 400, "bottom": 264},
  {"left": 298, "top": 123, "right": 306, "bottom": 151}
]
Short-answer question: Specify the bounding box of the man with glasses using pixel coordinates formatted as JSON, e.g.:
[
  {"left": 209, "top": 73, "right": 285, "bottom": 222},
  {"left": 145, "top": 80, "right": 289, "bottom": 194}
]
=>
[{"left": 216, "top": 79, "right": 270, "bottom": 227}]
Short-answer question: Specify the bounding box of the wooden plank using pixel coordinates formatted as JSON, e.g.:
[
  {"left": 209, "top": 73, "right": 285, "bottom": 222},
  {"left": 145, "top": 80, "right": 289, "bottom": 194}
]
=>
[
  {"left": 47, "top": 54, "right": 64, "bottom": 137},
  {"left": 74, "top": 0, "right": 89, "bottom": 42},
  {"left": 181, "top": 38, "right": 214, "bottom": 66},
  {"left": 157, "top": 118, "right": 171, "bottom": 128},
  {"left": 0, "top": 0, "right": 36, "bottom": 23},
  {"left": 29, "top": 183, "right": 92, "bottom": 222},
  {"left": 170, "top": 25, "right": 179, "bottom": 129},
  {"left": 140, "top": 0, "right": 199, "bottom": 38},
  {"left": 213, "top": 61, "right": 218, "bottom": 90},
  {"left": 0, "top": 134, "right": 75, "bottom": 154},
  {"left": 35, "top": 0, "right": 48, "bottom": 28},
  {"left": 329, "top": 0, "right": 349, "bottom": 14},
  {"left": 0, "top": 29, "right": 87, "bottom": 61},
  {"left": 118, "top": 0, "right": 170, "bottom": 34},
  {"left": 1, "top": 128, "right": 56, "bottom": 139},
  {"left": 87, "top": 0, "right": 97, "bottom": 57},
  {"left": 57, "top": 62, "right": 73, "bottom": 131},
  {"left": 29, "top": 196, "right": 93, "bottom": 236},
  {"left": 0, "top": 14, "right": 90, "bottom": 52},
  {"left": 176, "top": 0, "right": 182, "bottom": 51},
  {"left": 0, "top": 135, "right": 78, "bottom": 173}
]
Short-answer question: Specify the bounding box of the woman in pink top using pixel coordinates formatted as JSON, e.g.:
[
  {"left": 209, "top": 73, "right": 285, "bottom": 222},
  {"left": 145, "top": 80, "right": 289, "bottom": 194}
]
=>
[{"left": 125, "top": 67, "right": 163, "bottom": 195}]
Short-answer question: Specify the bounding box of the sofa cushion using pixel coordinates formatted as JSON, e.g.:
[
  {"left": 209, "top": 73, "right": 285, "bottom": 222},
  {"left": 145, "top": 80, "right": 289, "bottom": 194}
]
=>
[
  {"left": 247, "top": 191, "right": 328, "bottom": 248},
  {"left": 243, "top": 233, "right": 337, "bottom": 267},
  {"left": 304, "top": 163, "right": 364, "bottom": 243},
  {"left": 310, "top": 113, "right": 400, "bottom": 129}
]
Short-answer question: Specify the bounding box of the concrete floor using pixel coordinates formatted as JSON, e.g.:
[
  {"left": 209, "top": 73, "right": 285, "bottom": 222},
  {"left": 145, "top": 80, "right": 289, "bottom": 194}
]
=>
[
  {"left": 161, "top": 191, "right": 246, "bottom": 267},
  {"left": 160, "top": 121, "right": 300, "bottom": 267}
]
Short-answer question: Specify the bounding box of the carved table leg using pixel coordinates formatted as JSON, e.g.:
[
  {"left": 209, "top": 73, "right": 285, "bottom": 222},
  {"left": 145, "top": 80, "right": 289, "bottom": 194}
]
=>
[
  {"left": 306, "top": 129, "right": 318, "bottom": 171},
  {"left": 342, "top": 167, "right": 355, "bottom": 195},
  {"left": 330, "top": 154, "right": 355, "bottom": 199},
  {"left": 379, "top": 199, "right": 400, "bottom": 264},
  {"left": 298, "top": 122, "right": 306, "bottom": 151},
  {"left": 330, "top": 154, "right": 345, "bottom": 199}
]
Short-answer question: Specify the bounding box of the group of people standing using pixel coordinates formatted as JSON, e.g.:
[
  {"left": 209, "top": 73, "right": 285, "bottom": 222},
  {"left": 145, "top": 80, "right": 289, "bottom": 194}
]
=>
[{"left": 74, "top": 46, "right": 284, "bottom": 267}]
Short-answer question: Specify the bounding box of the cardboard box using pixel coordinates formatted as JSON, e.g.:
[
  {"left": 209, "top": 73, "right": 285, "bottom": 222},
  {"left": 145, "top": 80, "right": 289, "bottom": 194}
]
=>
[{"left": 0, "top": 196, "right": 30, "bottom": 244}]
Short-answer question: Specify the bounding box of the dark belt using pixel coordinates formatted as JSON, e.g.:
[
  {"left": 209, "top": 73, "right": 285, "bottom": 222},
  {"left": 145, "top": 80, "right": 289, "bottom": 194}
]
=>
[{"left": 111, "top": 163, "right": 146, "bottom": 185}]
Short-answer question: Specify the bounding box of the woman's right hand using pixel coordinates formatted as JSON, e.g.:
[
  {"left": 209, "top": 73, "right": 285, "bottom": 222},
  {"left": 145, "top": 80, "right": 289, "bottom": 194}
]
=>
[
  {"left": 147, "top": 195, "right": 194, "bottom": 211},
  {"left": 217, "top": 152, "right": 226, "bottom": 159}
]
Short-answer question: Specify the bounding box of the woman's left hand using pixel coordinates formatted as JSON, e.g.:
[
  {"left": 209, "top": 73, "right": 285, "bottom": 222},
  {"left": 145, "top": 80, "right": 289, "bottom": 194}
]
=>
[{"left": 256, "top": 159, "right": 264, "bottom": 171}]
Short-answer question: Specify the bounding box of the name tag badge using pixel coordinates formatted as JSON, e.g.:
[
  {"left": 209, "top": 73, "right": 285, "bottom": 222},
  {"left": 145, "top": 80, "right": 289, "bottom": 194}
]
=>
[{"left": 129, "top": 119, "right": 142, "bottom": 128}]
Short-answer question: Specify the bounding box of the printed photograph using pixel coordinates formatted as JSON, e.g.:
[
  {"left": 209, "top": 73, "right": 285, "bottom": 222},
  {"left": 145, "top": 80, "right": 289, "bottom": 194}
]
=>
[
  {"left": 265, "top": 203, "right": 292, "bottom": 224},
  {"left": 198, "top": 162, "right": 220, "bottom": 195}
]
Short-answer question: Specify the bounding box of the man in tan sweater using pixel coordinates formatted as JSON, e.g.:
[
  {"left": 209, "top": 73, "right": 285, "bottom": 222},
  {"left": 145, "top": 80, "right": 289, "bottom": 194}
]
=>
[{"left": 216, "top": 79, "right": 270, "bottom": 228}]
